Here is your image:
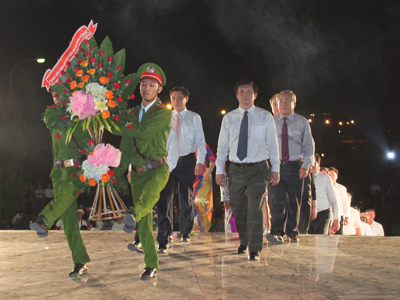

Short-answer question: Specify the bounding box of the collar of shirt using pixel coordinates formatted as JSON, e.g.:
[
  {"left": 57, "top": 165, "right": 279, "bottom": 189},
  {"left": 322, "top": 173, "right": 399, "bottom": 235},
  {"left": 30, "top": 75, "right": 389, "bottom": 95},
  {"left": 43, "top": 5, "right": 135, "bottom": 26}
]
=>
[
  {"left": 238, "top": 105, "right": 255, "bottom": 115},
  {"left": 141, "top": 99, "right": 157, "bottom": 113},
  {"left": 277, "top": 112, "right": 294, "bottom": 121},
  {"left": 172, "top": 108, "right": 187, "bottom": 118}
]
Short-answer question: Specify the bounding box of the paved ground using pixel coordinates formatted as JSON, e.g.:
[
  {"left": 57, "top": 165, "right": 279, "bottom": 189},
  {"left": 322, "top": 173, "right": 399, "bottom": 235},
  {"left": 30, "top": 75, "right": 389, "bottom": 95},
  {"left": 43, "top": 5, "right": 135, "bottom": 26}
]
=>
[{"left": 0, "top": 231, "right": 398, "bottom": 299}]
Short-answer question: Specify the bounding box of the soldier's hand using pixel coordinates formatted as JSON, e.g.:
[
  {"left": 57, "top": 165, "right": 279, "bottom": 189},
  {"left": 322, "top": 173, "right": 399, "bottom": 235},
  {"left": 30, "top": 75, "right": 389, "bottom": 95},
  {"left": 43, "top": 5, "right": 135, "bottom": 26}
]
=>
[{"left": 194, "top": 163, "right": 203, "bottom": 176}]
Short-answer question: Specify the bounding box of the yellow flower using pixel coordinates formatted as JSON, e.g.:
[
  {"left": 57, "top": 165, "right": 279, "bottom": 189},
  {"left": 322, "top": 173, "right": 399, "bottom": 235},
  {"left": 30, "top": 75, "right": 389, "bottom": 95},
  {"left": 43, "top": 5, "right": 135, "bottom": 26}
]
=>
[
  {"left": 105, "top": 91, "right": 114, "bottom": 99},
  {"left": 87, "top": 69, "right": 96, "bottom": 75},
  {"left": 81, "top": 75, "right": 90, "bottom": 82},
  {"left": 70, "top": 81, "right": 77, "bottom": 89},
  {"left": 77, "top": 82, "right": 85, "bottom": 89},
  {"left": 107, "top": 100, "right": 117, "bottom": 108},
  {"left": 76, "top": 70, "right": 83, "bottom": 77},
  {"left": 80, "top": 60, "right": 88, "bottom": 67},
  {"left": 99, "top": 76, "right": 109, "bottom": 84}
]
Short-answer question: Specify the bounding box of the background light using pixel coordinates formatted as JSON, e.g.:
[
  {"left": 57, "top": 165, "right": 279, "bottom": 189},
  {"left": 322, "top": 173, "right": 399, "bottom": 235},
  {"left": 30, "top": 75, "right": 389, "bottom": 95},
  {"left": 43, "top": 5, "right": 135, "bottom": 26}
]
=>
[
  {"left": 37, "top": 58, "right": 45, "bottom": 63},
  {"left": 221, "top": 110, "right": 226, "bottom": 115},
  {"left": 166, "top": 104, "right": 172, "bottom": 109},
  {"left": 308, "top": 119, "right": 312, "bottom": 123},
  {"left": 339, "top": 121, "right": 343, "bottom": 125},
  {"left": 325, "top": 120, "right": 330, "bottom": 124},
  {"left": 387, "top": 152, "right": 395, "bottom": 160}
]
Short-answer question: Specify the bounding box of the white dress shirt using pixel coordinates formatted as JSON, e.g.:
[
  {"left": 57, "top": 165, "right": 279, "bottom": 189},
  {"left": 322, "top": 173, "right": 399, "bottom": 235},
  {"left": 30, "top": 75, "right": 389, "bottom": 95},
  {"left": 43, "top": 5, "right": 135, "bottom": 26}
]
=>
[
  {"left": 139, "top": 99, "right": 157, "bottom": 122},
  {"left": 343, "top": 207, "right": 361, "bottom": 235},
  {"left": 314, "top": 172, "right": 339, "bottom": 220},
  {"left": 166, "top": 127, "right": 179, "bottom": 172},
  {"left": 360, "top": 222, "right": 373, "bottom": 236},
  {"left": 172, "top": 108, "right": 206, "bottom": 164},
  {"left": 111, "top": 221, "right": 125, "bottom": 231},
  {"left": 273, "top": 113, "right": 315, "bottom": 170},
  {"left": 216, "top": 105, "right": 280, "bottom": 174},
  {"left": 332, "top": 185, "right": 343, "bottom": 218},
  {"left": 370, "top": 221, "right": 384, "bottom": 236},
  {"left": 334, "top": 182, "right": 350, "bottom": 218}
]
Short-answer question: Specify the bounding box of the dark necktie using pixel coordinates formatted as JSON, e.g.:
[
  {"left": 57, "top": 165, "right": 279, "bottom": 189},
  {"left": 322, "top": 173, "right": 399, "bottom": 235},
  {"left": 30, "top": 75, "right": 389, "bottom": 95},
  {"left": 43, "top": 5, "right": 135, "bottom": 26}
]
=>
[
  {"left": 282, "top": 117, "right": 289, "bottom": 162},
  {"left": 237, "top": 111, "right": 248, "bottom": 161}
]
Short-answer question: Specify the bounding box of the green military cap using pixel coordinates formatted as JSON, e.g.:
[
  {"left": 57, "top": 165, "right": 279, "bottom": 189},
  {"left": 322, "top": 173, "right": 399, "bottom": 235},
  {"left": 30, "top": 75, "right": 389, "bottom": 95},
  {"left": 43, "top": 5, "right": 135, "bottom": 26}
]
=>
[{"left": 136, "top": 62, "right": 166, "bottom": 87}]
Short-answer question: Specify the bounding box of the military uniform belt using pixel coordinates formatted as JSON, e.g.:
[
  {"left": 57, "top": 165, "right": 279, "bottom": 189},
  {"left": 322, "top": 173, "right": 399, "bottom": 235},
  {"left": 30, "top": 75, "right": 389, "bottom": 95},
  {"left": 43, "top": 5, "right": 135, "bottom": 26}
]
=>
[
  {"left": 53, "top": 158, "right": 84, "bottom": 168},
  {"left": 132, "top": 157, "right": 167, "bottom": 174}
]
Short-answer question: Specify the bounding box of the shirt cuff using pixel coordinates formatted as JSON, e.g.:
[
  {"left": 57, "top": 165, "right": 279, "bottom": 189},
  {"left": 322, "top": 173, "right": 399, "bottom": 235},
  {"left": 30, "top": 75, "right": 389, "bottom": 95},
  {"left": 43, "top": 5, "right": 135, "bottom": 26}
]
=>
[{"left": 270, "top": 164, "right": 280, "bottom": 173}]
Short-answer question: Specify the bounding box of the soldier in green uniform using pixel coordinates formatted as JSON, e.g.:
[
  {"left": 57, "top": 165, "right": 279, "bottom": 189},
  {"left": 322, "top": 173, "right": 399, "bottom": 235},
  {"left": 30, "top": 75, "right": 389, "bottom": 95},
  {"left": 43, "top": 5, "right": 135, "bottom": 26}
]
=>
[
  {"left": 30, "top": 91, "right": 90, "bottom": 277},
  {"left": 113, "top": 63, "right": 171, "bottom": 279}
]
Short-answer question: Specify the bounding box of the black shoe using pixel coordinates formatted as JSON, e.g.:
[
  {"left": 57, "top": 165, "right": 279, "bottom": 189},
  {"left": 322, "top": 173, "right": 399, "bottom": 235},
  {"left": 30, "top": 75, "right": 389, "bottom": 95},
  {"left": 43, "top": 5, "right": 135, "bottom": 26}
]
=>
[
  {"left": 169, "top": 235, "right": 174, "bottom": 242},
  {"left": 127, "top": 241, "right": 143, "bottom": 253},
  {"left": 181, "top": 235, "right": 191, "bottom": 242},
  {"left": 123, "top": 213, "right": 136, "bottom": 234},
  {"left": 248, "top": 252, "right": 260, "bottom": 261},
  {"left": 266, "top": 233, "right": 283, "bottom": 245},
  {"left": 158, "top": 244, "right": 169, "bottom": 253},
  {"left": 69, "top": 263, "right": 88, "bottom": 277},
  {"left": 30, "top": 219, "right": 49, "bottom": 238},
  {"left": 238, "top": 245, "right": 247, "bottom": 254},
  {"left": 289, "top": 236, "right": 299, "bottom": 243},
  {"left": 140, "top": 267, "right": 157, "bottom": 279}
]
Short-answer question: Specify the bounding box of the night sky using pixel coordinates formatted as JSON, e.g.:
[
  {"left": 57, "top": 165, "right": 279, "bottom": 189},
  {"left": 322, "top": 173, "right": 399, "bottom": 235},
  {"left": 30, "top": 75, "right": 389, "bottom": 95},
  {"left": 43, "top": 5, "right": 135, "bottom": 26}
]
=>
[{"left": 1, "top": 0, "right": 400, "bottom": 189}]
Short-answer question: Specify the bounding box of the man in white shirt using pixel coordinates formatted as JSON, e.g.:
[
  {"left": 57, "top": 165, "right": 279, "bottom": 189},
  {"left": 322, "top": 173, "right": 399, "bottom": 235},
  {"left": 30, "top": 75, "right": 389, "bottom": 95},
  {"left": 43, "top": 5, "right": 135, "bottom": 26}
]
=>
[
  {"left": 77, "top": 209, "right": 87, "bottom": 230},
  {"left": 328, "top": 167, "right": 350, "bottom": 235},
  {"left": 268, "top": 90, "right": 315, "bottom": 243},
  {"left": 157, "top": 86, "right": 206, "bottom": 248},
  {"left": 343, "top": 192, "right": 361, "bottom": 236},
  {"left": 366, "top": 209, "right": 384, "bottom": 236},
  {"left": 308, "top": 154, "right": 340, "bottom": 235},
  {"left": 112, "top": 216, "right": 125, "bottom": 231},
  {"left": 216, "top": 79, "right": 280, "bottom": 261},
  {"left": 360, "top": 212, "right": 373, "bottom": 236},
  {"left": 43, "top": 183, "right": 54, "bottom": 204}
]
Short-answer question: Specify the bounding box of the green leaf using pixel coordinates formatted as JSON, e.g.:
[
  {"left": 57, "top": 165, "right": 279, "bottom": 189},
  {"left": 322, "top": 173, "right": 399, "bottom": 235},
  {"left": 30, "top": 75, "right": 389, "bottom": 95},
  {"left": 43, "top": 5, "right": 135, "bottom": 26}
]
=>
[
  {"left": 65, "top": 121, "right": 79, "bottom": 144},
  {"left": 99, "top": 36, "right": 114, "bottom": 66},
  {"left": 120, "top": 73, "right": 139, "bottom": 98},
  {"left": 107, "top": 118, "right": 120, "bottom": 132},
  {"left": 111, "top": 49, "right": 126, "bottom": 77}
]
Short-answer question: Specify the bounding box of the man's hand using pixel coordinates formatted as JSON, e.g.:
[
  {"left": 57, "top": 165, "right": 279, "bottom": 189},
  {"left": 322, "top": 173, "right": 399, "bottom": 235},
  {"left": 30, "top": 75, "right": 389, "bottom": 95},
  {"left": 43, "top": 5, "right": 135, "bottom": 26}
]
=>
[
  {"left": 216, "top": 174, "right": 225, "bottom": 186},
  {"left": 299, "top": 167, "right": 309, "bottom": 179},
  {"left": 344, "top": 217, "right": 349, "bottom": 226},
  {"left": 203, "top": 168, "right": 212, "bottom": 178},
  {"left": 270, "top": 172, "right": 280, "bottom": 186},
  {"left": 194, "top": 163, "right": 203, "bottom": 176},
  {"left": 332, "top": 219, "right": 340, "bottom": 233},
  {"left": 310, "top": 200, "right": 317, "bottom": 220},
  {"left": 127, "top": 171, "right": 132, "bottom": 184},
  {"left": 224, "top": 201, "right": 230, "bottom": 209}
]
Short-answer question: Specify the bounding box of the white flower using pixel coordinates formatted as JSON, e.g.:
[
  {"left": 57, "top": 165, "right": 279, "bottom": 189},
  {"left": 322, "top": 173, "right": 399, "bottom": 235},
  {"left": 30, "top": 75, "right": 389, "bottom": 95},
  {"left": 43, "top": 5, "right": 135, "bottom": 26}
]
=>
[
  {"left": 86, "top": 83, "right": 110, "bottom": 112},
  {"left": 94, "top": 99, "right": 109, "bottom": 112},
  {"left": 82, "top": 160, "right": 109, "bottom": 182}
]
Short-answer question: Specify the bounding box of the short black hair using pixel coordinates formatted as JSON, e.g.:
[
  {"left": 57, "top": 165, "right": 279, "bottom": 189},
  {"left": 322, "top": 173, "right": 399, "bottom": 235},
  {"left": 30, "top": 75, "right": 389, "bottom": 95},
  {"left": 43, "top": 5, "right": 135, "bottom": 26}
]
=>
[
  {"left": 170, "top": 86, "right": 189, "bottom": 98},
  {"left": 234, "top": 79, "right": 258, "bottom": 95},
  {"left": 315, "top": 153, "right": 321, "bottom": 164},
  {"left": 329, "top": 167, "right": 339, "bottom": 175},
  {"left": 320, "top": 167, "right": 329, "bottom": 173}
]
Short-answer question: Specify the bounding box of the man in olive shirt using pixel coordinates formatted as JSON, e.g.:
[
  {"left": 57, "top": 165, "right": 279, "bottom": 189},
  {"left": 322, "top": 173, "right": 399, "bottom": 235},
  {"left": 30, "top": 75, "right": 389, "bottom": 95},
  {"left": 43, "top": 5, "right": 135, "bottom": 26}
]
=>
[
  {"left": 30, "top": 91, "right": 90, "bottom": 277},
  {"left": 113, "top": 63, "right": 171, "bottom": 279}
]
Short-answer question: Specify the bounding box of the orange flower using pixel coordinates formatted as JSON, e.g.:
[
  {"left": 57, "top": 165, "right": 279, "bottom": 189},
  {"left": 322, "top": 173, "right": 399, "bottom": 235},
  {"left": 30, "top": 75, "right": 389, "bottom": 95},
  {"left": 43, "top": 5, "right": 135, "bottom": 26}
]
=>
[
  {"left": 77, "top": 82, "right": 85, "bottom": 88},
  {"left": 70, "top": 81, "right": 77, "bottom": 89},
  {"left": 81, "top": 75, "right": 90, "bottom": 82},
  {"left": 87, "top": 69, "right": 96, "bottom": 75},
  {"left": 80, "top": 174, "right": 87, "bottom": 183},
  {"left": 107, "top": 100, "right": 117, "bottom": 108},
  {"left": 80, "top": 60, "right": 88, "bottom": 67},
  {"left": 89, "top": 152, "right": 94, "bottom": 156},
  {"left": 102, "top": 110, "right": 110, "bottom": 119},
  {"left": 88, "top": 178, "right": 97, "bottom": 186},
  {"left": 101, "top": 174, "right": 110, "bottom": 182},
  {"left": 99, "top": 76, "right": 109, "bottom": 84},
  {"left": 105, "top": 91, "right": 114, "bottom": 99},
  {"left": 76, "top": 70, "right": 83, "bottom": 77}
]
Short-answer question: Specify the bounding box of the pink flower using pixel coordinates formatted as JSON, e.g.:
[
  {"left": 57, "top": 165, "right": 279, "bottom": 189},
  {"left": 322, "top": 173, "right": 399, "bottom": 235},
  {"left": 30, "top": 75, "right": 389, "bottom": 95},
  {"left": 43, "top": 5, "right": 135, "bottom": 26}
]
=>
[
  {"left": 69, "top": 91, "right": 99, "bottom": 120},
  {"left": 87, "top": 143, "right": 121, "bottom": 167}
]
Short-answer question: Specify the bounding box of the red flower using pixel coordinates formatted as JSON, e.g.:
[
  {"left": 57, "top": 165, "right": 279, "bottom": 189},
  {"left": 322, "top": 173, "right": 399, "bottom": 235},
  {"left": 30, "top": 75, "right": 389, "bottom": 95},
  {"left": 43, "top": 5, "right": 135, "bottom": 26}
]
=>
[
  {"left": 71, "top": 173, "right": 77, "bottom": 177},
  {"left": 89, "top": 46, "right": 93, "bottom": 51},
  {"left": 63, "top": 89, "right": 67, "bottom": 93},
  {"left": 99, "top": 50, "right": 103, "bottom": 56},
  {"left": 79, "top": 46, "right": 83, "bottom": 52},
  {"left": 84, "top": 40, "right": 89, "bottom": 45},
  {"left": 108, "top": 56, "right": 113, "bottom": 62},
  {"left": 112, "top": 178, "right": 118, "bottom": 184},
  {"left": 61, "top": 71, "right": 66, "bottom": 76},
  {"left": 90, "top": 57, "right": 95, "bottom": 63},
  {"left": 58, "top": 79, "right": 63, "bottom": 85},
  {"left": 97, "top": 63, "right": 102, "bottom": 68},
  {"left": 113, "top": 115, "right": 119, "bottom": 121},
  {"left": 54, "top": 94, "right": 59, "bottom": 98},
  {"left": 74, "top": 66, "right": 80, "bottom": 72},
  {"left": 127, "top": 124, "right": 133, "bottom": 129},
  {"left": 117, "top": 65, "right": 121, "bottom": 70},
  {"left": 108, "top": 170, "right": 114, "bottom": 176},
  {"left": 74, "top": 162, "right": 79, "bottom": 168},
  {"left": 77, "top": 190, "right": 82, "bottom": 195},
  {"left": 81, "top": 149, "right": 86, "bottom": 154},
  {"left": 65, "top": 77, "right": 72, "bottom": 83},
  {"left": 78, "top": 59, "right": 82, "bottom": 64},
  {"left": 67, "top": 62, "right": 71, "bottom": 67},
  {"left": 126, "top": 79, "right": 131, "bottom": 84},
  {"left": 85, "top": 51, "right": 90, "bottom": 57},
  {"left": 55, "top": 133, "right": 61, "bottom": 139},
  {"left": 113, "top": 82, "right": 120, "bottom": 89},
  {"left": 117, "top": 96, "right": 123, "bottom": 103},
  {"left": 52, "top": 105, "right": 57, "bottom": 109},
  {"left": 88, "top": 140, "right": 94, "bottom": 146},
  {"left": 62, "top": 100, "right": 67, "bottom": 105},
  {"left": 60, "top": 115, "right": 66, "bottom": 120},
  {"left": 129, "top": 94, "right": 135, "bottom": 99},
  {"left": 107, "top": 72, "right": 113, "bottom": 78},
  {"left": 75, "top": 54, "right": 79, "bottom": 58}
]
